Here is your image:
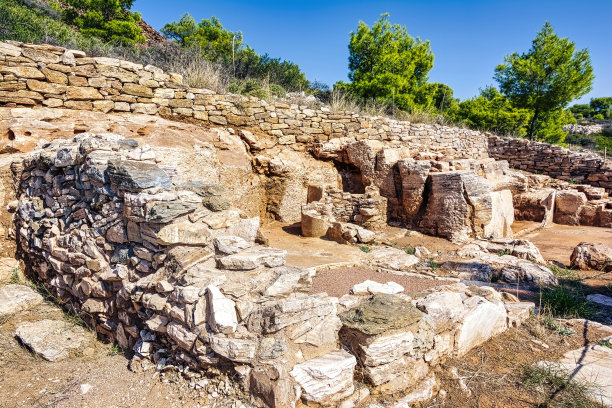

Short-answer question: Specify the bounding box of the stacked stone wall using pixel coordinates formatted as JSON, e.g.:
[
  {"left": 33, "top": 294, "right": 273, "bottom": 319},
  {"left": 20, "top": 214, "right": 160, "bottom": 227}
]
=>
[
  {"left": 488, "top": 136, "right": 612, "bottom": 192},
  {"left": 0, "top": 41, "right": 487, "bottom": 160}
]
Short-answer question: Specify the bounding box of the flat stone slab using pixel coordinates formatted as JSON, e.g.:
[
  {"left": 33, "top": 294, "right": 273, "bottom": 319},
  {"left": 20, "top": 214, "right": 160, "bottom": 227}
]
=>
[
  {"left": 0, "top": 284, "right": 43, "bottom": 316},
  {"left": 587, "top": 294, "right": 612, "bottom": 308},
  {"left": 537, "top": 344, "right": 612, "bottom": 406},
  {"left": 14, "top": 319, "right": 89, "bottom": 361},
  {"left": 340, "top": 293, "right": 422, "bottom": 335}
]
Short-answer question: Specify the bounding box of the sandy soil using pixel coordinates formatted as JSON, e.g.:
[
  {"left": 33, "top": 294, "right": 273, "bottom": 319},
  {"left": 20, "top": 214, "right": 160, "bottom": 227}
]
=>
[
  {"left": 260, "top": 222, "right": 368, "bottom": 268},
  {"left": 516, "top": 222, "right": 612, "bottom": 267},
  {"left": 310, "top": 267, "right": 455, "bottom": 298}
]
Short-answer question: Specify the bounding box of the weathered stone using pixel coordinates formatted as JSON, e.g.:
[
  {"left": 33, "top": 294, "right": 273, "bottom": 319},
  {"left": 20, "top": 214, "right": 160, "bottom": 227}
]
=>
[
  {"left": 26, "top": 79, "right": 66, "bottom": 95},
  {"left": 66, "top": 86, "right": 103, "bottom": 100},
  {"left": 0, "top": 66, "right": 45, "bottom": 79},
  {"left": 455, "top": 296, "right": 507, "bottom": 356},
  {"left": 217, "top": 247, "right": 287, "bottom": 271},
  {"left": 420, "top": 171, "right": 493, "bottom": 243},
  {"left": 290, "top": 350, "right": 356, "bottom": 404},
  {"left": 206, "top": 285, "right": 238, "bottom": 334},
  {"left": 14, "top": 319, "right": 89, "bottom": 361},
  {"left": 122, "top": 83, "right": 153, "bottom": 97},
  {"left": 214, "top": 235, "right": 254, "bottom": 255},
  {"left": 166, "top": 321, "right": 197, "bottom": 350},
  {"left": 586, "top": 294, "right": 612, "bottom": 308},
  {"left": 350, "top": 280, "right": 404, "bottom": 295},
  {"left": 210, "top": 335, "right": 257, "bottom": 363},
  {"left": 536, "top": 345, "right": 612, "bottom": 406},
  {"left": 157, "top": 221, "right": 212, "bottom": 245},
  {"left": 416, "top": 291, "right": 465, "bottom": 333},
  {"left": 264, "top": 266, "right": 314, "bottom": 297},
  {"left": 570, "top": 242, "right": 612, "bottom": 272},
  {"left": 340, "top": 294, "right": 422, "bottom": 336},
  {"left": 107, "top": 160, "right": 172, "bottom": 192},
  {"left": 0, "top": 284, "right": 43, "bottom": 316},
  {"left": 146, "top": 201, "right": 196, "bottom": 223},
  {"left": 368, "top": 247, "right": 419, "bottom": 271},
  {"left": 554, "top": 190, "right": 587, "bottom": 226}
]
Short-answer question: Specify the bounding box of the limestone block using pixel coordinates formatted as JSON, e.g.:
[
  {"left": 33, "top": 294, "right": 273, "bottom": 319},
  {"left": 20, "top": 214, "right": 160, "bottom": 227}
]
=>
[
  {"left": 290, "top": 350, "right": 357, "bottom": 404},
  {"left": 217, "top": 247, "right": 287, "bottom": 271},
  {"left": 206, "top": 285, "right": 238, "bottom": 334},
  {"left": 210, "top": 335, "right": 257, "bottom": 363},
  {"left": 350, "top": 280, "right": 404, "bottom": 295},
  {"left": 554, "top": 190, "right": 587, "bottom": 226},
  {"left": 455, "top": 296, "right": 507, "bottom": 356},
  {"left": 14, "top": 319, "right": 89, "bottom": 361}
]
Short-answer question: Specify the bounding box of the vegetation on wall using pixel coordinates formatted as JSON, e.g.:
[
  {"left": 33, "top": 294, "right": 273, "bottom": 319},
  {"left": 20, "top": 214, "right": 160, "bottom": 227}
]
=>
[{"left": 161, "top": 13, "right": 309, "bottom": 93}]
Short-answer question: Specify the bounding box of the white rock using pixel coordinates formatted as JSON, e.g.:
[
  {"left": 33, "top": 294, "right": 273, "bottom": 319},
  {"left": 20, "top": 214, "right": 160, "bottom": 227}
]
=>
[
  {"left": 537, "top": 345, "right": 612, "bottom": 407},
  {"left": 290, "top": 350, "right": 357, "bottom": 404},
  {"left": 206, "top": 285, "right": 238, "bottom": 334},
  {"left": 356, "top": 228, "right": 376, "bottom": 243},
  {"left": 14, "top": 319, "right": 89, "bottom": 361},
  {"left": 369, "top": 247, "right": 419, "bottom": 271},
  {"left": 209, "top": 335, "right": 257, "bottom": 363},
  {"left": 416, "top": 292, "right": 465, "bottom": 333},
  {"left": 350, "top": 280, "right": 404, "bottom": 295},
  {"left": 0, "top": 284, "right": 43, "bottom": 316},
  {"left": 214, "top": 235, "right": 253, "bottom": 255},
  {"left": 217, "top": 247, "right": 287, "bottom": 271},
  {"left": 455, "top": 296, "right": 507, "bottom": 356}
]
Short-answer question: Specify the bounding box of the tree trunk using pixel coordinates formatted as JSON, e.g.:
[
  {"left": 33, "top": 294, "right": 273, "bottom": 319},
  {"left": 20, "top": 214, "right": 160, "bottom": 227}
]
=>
[{"left": 528, "top": 109, "right": 540, "bottom": 140}]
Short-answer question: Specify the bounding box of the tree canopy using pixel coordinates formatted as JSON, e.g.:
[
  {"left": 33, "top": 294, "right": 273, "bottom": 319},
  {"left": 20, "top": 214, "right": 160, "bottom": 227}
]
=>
[
  {"left": 494, "top": 22, "right": 593, "bottom": 140},
  {"left": 161, "top": 13, "right": 309, "bottom": 92},
  {"left": 62, "top": 0, "right": 145, "bottom": 44},
  {"left": 342, "top": 13, "right": 440, "bottom": 111}
]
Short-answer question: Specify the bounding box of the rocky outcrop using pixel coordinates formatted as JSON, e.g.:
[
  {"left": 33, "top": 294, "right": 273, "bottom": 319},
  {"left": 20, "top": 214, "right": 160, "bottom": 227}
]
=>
[{"left": 570, "top": 242, "right": 612, "bottom": 272}]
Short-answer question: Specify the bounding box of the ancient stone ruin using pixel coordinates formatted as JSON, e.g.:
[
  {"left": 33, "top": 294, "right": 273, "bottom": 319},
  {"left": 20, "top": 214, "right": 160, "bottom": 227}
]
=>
[{"left": 1, "top": 41, "right": 611, "bottom": 407}]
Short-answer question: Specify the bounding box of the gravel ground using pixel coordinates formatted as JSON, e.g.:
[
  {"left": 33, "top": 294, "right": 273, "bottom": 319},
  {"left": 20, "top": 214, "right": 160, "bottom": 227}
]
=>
[{"left": 310, "top": 267, "right": 456, "bottom": 297}]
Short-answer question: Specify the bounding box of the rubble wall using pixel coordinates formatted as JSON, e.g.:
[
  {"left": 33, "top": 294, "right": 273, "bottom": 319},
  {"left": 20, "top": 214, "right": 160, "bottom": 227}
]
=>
[
  {"left": 0, "top": 41, "right": 488, "bottom": 160},
  {"left": 488, "top": 135, "right": 612, "bottom": 192},
  {"left": 11, "top": 133, "right": 533, "bottom": 407}
]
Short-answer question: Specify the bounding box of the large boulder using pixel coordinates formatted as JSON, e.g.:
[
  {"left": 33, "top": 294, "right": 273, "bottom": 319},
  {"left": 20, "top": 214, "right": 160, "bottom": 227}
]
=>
[
  {"left": 397, "top": 159, "right": 431, "bottom": 224},
  {"left": 570, "top": 242, "right": 612, "bottom": 271},
  {"left": 554, "top": 190, "right": 587, "bottom": 226},
  {"left": 420, "top": 171, "right": 493, "bottom": 243}
]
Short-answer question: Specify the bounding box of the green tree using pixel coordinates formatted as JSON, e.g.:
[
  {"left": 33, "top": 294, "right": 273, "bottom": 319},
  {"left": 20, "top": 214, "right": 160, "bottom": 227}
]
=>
[
  {"left": 161, "top": 14, "right": 242, "bottom": 64},
  {"left": 589, "top": 97, "right": 612, "bottom": 119},
  {"left": 62, "top": 0, "right": 144, "bottom": 44},
  {"left": 346, "top": 13, "right": 436, "bottom": 110},
  {"left": 447, "top": 86, "right": 530, "bottom": 136},
  {"left": 494, "top": 22, "right": 593, "bottom": 140}
]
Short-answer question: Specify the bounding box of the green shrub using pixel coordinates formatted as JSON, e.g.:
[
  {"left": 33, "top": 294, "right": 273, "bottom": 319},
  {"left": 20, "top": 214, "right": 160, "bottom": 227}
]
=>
[
  {"left": 542, "top": 286, "right": 595, "bottom": 318},
  {"left": 593, "top": 113, "right": 605, "bottom": 120},
  {"left": 405, "top": 246, "right": 415, "bottom": 255},
  {"left": 360, "top": 245, "right": 371, "bottom": 253}
]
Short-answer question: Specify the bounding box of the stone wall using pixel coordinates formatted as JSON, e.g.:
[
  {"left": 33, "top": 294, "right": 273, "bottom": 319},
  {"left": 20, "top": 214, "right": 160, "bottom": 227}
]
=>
[
  {"left": 0, "top": 40, "right": 488, "bottom": 160},
  {"left": 11, "top": 132, "right": 535, "bottom": 407},
  {"left": 488, "top": 135, "right": 612, "bottom": 192}
]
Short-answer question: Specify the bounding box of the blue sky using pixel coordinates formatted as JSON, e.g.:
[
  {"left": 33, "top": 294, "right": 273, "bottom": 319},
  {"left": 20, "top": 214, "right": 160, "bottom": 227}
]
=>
[{"left": 133, "top": 0, "right": 611, "bottom": 104}]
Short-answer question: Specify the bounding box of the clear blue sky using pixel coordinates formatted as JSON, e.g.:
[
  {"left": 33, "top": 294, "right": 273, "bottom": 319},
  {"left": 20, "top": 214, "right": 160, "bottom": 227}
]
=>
[{"left": 133, "top": 0, "right": 611, "bottom": 104}]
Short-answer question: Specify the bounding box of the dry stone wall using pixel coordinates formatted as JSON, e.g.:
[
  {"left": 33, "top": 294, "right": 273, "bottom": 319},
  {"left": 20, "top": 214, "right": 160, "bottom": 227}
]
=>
[
  {"left": 11, "top": 132, "right": 536, "bottom": 407},
  {"left": 0, "top": 41, "right": 488, "bottom": 160},
  {"left": 489, "top": 135, "right": 612, "bottom": 192}
]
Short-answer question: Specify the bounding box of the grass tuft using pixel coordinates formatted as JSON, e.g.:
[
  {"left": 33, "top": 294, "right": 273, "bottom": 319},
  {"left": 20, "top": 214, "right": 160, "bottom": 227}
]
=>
[
  {"left": 522, "top": 365, "right": 601, "bottom": 408},
  {"left": 541, "top": 286, "right": 595, "bottom": 319},
  {"left": 360, "top": 245, "right": 371, "bottom": 253}
]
